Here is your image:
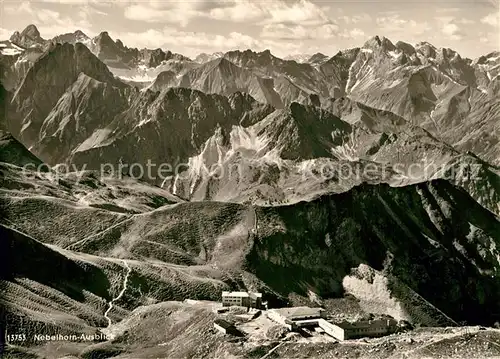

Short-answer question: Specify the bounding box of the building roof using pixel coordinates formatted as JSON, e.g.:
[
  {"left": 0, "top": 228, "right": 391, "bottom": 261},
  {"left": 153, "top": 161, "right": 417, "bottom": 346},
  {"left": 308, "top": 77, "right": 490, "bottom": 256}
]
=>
[
  {"left": 214, "top": 319, "right": 235, "bottom": 330},
  {"left": 269, "top": 307, "right": 324, "bottom": 320},
  {"left": 293, "top": 319, "right": 323, "bottom": 327},
  {"left": 222, "top": 291, "right": 262, "bottom": 298}
]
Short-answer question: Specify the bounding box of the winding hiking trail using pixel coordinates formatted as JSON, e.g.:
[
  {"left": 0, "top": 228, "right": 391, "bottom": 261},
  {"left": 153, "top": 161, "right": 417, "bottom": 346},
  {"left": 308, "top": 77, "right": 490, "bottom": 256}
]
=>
[{"left": 104, "top": 259, "right": 131, "bottom": 328}]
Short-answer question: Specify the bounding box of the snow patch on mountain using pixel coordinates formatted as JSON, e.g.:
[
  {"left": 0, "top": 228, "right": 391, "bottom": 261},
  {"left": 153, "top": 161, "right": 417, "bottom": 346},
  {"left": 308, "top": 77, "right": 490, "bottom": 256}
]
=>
[
  {"left": 1, "top": 48, "right": 23, "bottom": 56},
  {"left": 0, "top": 41, "right": 25, "bottom": 56}
]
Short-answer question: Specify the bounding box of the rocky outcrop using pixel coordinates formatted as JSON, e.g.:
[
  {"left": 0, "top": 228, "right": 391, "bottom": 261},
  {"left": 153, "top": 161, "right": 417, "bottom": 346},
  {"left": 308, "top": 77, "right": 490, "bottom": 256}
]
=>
[
  {"left": 0, "top": 130, "right": 42, "bottom": 167},
  {"left": 308, "top": 52, "right": 329, "bottom": 64}
]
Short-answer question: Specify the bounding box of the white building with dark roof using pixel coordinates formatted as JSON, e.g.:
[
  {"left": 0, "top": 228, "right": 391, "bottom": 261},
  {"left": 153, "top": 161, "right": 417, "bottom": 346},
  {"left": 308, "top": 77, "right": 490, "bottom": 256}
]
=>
[
  {"left": 266, "top": 307, "right": 326, "bottom": 329},
  {"left": 328, "top": 318, "right": 399, "bottom": 340}
]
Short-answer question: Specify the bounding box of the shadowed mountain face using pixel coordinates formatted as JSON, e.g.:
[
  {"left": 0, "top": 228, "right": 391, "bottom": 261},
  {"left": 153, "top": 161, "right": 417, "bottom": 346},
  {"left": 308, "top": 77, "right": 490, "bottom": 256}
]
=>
[
  {"left": 32, "top": 73, "right": 133, "bottom": 164},
  {"left": 89, "top": 31, "right": 191, "bottom": 69},
  {"left": 0, "top": 41, "right": 43, "bottom": 91},
  {"left": 8, "top": 42, "right": 127, "bottom": 146},
  {"left": 338, "top": 37, "right": 500, "bottom": 167},
  {"left": 2, "top": 28, "right": 498, "bottom": 161}
]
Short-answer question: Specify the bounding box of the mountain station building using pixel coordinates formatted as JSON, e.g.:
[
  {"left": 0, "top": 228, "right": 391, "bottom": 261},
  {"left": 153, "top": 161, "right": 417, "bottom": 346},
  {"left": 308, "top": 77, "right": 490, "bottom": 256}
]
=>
[{"left": 221, "top": 291, "right": 263, "bottom": 309}]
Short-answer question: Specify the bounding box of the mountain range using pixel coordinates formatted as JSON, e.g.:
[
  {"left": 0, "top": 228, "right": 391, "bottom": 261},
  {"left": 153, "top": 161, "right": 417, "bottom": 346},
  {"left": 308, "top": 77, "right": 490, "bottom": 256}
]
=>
[{"left": 1, "top": 24, "right": 500, "bottom": 358}]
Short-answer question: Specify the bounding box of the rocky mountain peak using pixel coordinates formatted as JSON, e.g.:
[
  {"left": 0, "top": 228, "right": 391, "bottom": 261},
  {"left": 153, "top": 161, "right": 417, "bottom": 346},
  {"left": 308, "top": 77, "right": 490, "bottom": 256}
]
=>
[
  {"left": 474, "top": 51, "right": 500, "bottom": 65},
  {"left": 22, "top": 24, "right": 41, "bottom": 39},
  {"left": 74, "top": 29, "right": 86, "bottom": 37},
  {"left": 380, "top": 36, "right": 396, "bottom": 51},
  {"left": 8, "top": 41, "right": 126, "bottom": 144},
  {"left": 308, "top": 52, "right": 328, "bottom": 63},
  {"left": 416, "top": 41, "right": 438, "bottom": 58},
  {"left": 260, "top": 102, "right": 352, "bottom": 160},
  {"left": 256, "top": 49, "right": 275, "bottom": 61},
  {"left": 437, "top": 47, "right": 463, "bottom": 63},
  {"left": 363, "top": 35, "right": 382, "bottom": 48},
  {"left": 329, "top": 47, "right": 360, "bottom": 63},
  {"left": 90, "top": 31, "right": 142, "bottom": 68},
  {"left": 28, "top": 41, "right": 115, "bottom": 81},
  {"left": 141, "top": 48, "right": 183, "bottom": 67},
  {"left": 95, "top": 31, "right": 114, "bottom": 45},
  {"left": 10, "top": 24, "right": 45, "bottom": 48},
  {"left": 194, "top": 52, "right": 224, "bottom": 63},
  {"left": 72, "top": 42, "right": 120, "bottom": 77},
  {"left": 363, "top": 35, "right": 396, "bottom": 52},
  {"left": 51, "top": 30, "right": 90, "bottom": 45},
  {"left": 116, "top": 38, "right": 125, "bottom": 49},
  {"left": 227, "top": 91, "right": 259, "bottom": 110}
]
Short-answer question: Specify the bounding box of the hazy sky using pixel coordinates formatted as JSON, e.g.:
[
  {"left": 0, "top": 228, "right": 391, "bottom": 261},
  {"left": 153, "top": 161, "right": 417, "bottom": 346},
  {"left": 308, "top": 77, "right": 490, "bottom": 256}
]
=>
[{"left": 0, "top": 0, "right": 499, "bottom": 58}]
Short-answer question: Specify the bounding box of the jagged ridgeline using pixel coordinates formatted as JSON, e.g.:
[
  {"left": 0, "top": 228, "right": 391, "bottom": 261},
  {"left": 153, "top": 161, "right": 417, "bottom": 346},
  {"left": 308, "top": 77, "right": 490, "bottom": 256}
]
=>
[{"left": 2, "top": 27, "right": 499, "bottom": 212}]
